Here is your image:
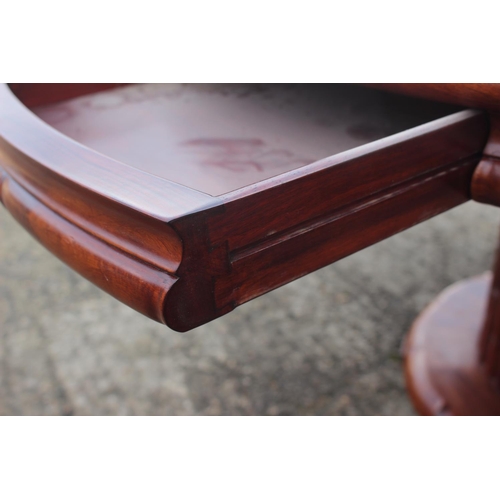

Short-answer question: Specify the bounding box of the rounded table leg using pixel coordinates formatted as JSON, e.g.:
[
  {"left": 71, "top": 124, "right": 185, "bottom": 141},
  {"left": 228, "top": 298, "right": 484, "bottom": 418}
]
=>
[{"left": 404, "top": 272, "right": 500, "bottom": 415}]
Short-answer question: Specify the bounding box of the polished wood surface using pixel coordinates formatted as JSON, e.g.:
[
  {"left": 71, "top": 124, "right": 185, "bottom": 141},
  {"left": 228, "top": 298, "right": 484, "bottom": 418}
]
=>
[
  {"left": 403, "top": 87, "right": 500, "bottom": 415},
  {"left": 404, "top": 273, "right": 500, "bottom": 416},
  {"left": 216, "top": 111, "right": 485, "bottom": 249},
  {"left": 32, "top": 84, "right": 458, "bottom": 196},
  {"left": 369, "top": 84, "right": 500, "bottom": 113},
  {"left": 216, "top": 159, "right": 477, "bottom": 307},
  {"left": 2, "top": 176, "right": 175, "bottom": 322},
  {"left": 9, "top": 84, "right": 127, "bottom": 108},
  {"left": 7, "top": 82, "right": 500, "bottom": 416},
  {"left": 479, "top": 235, "right": 500, "bottom": 383},
  {"left": 0, "top": 84, "right": 490, "bottom": 332},
  {"left": 0, "top": 84, "right": 215, "bottom": 221},
  {"left": 472, "top": 114, "right": 500, "bottom": 206}
]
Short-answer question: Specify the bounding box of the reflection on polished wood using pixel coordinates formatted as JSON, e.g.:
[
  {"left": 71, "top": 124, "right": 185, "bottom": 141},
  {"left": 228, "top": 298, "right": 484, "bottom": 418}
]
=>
[
  {"left": 405, "top": 273, "right": 500, "bottom": 416},
  {"left": 33, "top": 84, "right": 460, "bottom": 195},
  {"left": 5, "top": 83, "right": 500, "bottom": 415},
  {"left": 2, "top": 83, "right": 485, "bottom": 332}
]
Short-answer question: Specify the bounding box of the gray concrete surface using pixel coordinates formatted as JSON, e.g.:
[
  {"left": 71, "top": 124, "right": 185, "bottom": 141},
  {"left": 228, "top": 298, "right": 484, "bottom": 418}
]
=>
[{"left": 1, "top": 201, "right": 499, "bottom": 415}]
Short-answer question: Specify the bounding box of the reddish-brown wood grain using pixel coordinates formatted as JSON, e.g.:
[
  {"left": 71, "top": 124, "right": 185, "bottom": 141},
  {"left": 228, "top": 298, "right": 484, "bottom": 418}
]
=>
[
  {"left": 473, "top": 116, "right": 500, "bottom": 386},
  {"left": 9, "top": 84, "right": 128, "bottom": 108},
  {"left": 479, "top": 235, "right": 500, "bottom": 382},
  {"left": 0, "top": 84, "right": 491, "bottom": 331},
  {"left": 472, "top": 158, "right": 500, "bottom": 207},
  {"left": 404, "top": 235, "right": 500, "bottom": 416},
  {"left": 202, "top": 110, "right": 486, "bottom": 312},
  {"left": 215, "top": 157, "right": 479, "bottom": 307},
  {"left": 213, "top": 110, "right": 486, "bottom": 251},
  {"left": 0, "top": 83, "right": 213, "bottom": 330},
  {"left": 368, "top": 83, "right": 500, "bottom": 113},
  {"left": 402, "top": 87, "right": 500, "bottom": 415},
  {"left": 33, "top": 84, "right": 439, "bottom": 197},
  {"left": 0, "top": 137, "right": 183, "bottom": 274},
  {"left": 9, "top": 82, "right": 500, "bottom": 417},
  {"left": 2, "top": 175, "right": 177, "bottom": 323},
  {"left": 0, "top": 84, "right": 217, "bottom": 221},
  {"left": 404, "top": 273, "right": 500, "bottom": 416},
  {"left": 472, "top": 114, "right": 500, "bottom": 206}
]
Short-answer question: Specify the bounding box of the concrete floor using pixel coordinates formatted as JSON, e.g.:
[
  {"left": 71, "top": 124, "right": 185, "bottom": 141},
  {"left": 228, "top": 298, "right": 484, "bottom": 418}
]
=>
[{"left": 1, "top": 201, "right": 499, "bottom": 415}]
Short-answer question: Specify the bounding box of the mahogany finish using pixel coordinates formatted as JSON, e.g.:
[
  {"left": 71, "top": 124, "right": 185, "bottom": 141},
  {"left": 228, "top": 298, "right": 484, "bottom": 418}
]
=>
[
  {"left": 6, "top": 83, "right": 500, "bottom": 416},
  {"left": 2, "top": 177, "right": 175, "bottom": 322},
  {"left": 404, "top": 273, "right": 500, "bottom": 416},
  {"left": 367, "top": 84, "right": 500, "bottom": 113},
  {"left": 394, "top": 83, "right": 500, "bottom": 415},
  {"left": 205, "top": 109, "right": 485, "bottom": 314},
  {"left": 9, "top": 84, "right": 126, "bottom": 109},
  {"left": 472, "top": 114, "right": 500, "bottom": 206},
  {"left": 0, "top": 84, "right": 488, "bottom": 332},
  {"left": 479, "top": 238, "right": 500, "bottom": 384},
  {"left": 33, "top": 84, "right": 450, "bottom": 196}
]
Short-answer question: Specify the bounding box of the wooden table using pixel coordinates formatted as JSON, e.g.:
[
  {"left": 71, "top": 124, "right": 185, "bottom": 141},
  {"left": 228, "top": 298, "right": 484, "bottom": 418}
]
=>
[{"left": 1, "top": 83, "right": 499, "bottom": 415}]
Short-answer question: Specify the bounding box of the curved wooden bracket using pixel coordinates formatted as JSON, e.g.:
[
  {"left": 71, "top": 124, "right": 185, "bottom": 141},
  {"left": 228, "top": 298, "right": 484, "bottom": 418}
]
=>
[{"left": 472, "top": 114, "right": 500, "bottom": 206}]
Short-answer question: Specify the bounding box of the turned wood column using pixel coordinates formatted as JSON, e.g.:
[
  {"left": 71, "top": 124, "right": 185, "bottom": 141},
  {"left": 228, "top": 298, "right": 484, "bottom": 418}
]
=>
[
  {"left": 479, "top": 238, "right": 500, "bottom": 387},
  {"left": 473, "top": 114, "right": 500, "bottom": 391},
  {"left": 404, "top": 113, "right": 500, "bottom": 415}
]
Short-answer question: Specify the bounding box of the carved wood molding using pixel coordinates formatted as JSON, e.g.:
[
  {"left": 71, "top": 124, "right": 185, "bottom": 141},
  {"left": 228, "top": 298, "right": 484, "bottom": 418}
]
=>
[{"left": 0, "top": 84, "right": 491, "bottom": 332}]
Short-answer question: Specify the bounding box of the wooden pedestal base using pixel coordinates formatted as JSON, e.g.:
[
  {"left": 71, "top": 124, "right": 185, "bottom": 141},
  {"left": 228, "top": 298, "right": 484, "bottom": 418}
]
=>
[{"left": 404, "top": 273, "right": 500, "bottom": 415}]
